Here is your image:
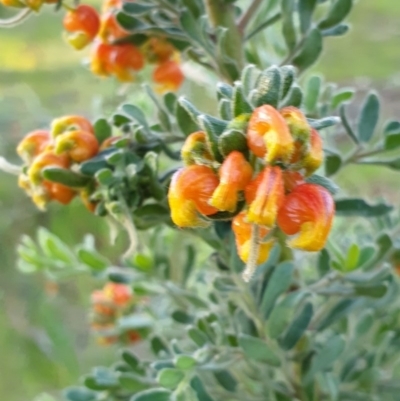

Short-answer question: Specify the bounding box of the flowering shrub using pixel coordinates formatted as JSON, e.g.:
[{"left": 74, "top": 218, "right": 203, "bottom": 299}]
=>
[{"left": 2, "top": 0, "right": 400, "bottom": 400}]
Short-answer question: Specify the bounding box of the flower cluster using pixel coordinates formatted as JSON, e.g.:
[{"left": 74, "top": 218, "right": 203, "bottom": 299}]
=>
[
  {"left": 90, "top": 282, "right": 141, "bottom": 345},
  {"left": 17, "top": 115, "right": 100, "bottom": 211},
  {"left": 168, "top": 105, "right": 335, "bottom": 265},
  {"left": 63, "top": 1, "right": 184, "bottom": 90}
]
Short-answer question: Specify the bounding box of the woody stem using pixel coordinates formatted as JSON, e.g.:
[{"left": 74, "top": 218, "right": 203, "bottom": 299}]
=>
[{"left": 242, "top": 224, "right": 261, "bottom": 282}]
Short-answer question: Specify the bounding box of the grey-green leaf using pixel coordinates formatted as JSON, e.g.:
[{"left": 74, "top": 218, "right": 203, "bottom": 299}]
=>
[
  {"left": 239, "top": 334, "right": 281, "bottom": 366},
  {"left": 335, "top": 199, "right": 393, "bottom": 217},
  {"left": 292, "top": 28, "right": 323, "bottom": 72},
  {"left": 131, "top": 388, "right": 172, "bottom": 401},
  {"left": 318, "top": 0, "right": 353, "bottom": 30},
  {"left": 357, "top": 92, "right": 380, "bottom": 143}
]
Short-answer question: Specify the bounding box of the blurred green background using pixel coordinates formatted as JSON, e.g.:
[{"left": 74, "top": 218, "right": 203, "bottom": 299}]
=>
[{"left": 0, "top": 1, "right": 399, "bottom": 400}]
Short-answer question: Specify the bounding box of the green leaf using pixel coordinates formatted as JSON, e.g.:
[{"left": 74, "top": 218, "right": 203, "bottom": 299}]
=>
[
  {"left": 218, "top": 129, "right": 248, "bottom": 157},
  {"left": 318, "top": 0, "right": 353, "bottom": 30},
  {"left": 268, "top": 291, "right": 308, "bottom": 339},
  {"left": 321, "top": 23, "right": 349, "bottom": 36},
  {"left": 292, "top": 28, "right": 323, "bottom": 72},
  {"left": 304, "top": 75, "right": 321, "bottom": 113},
  {"left": 63, "top": 387, "right": 97, "bottom": 401},
  {"left": 213, "top": 371, "right": 237, "bottom": 392},
  {"left": 218, "top": 99, "right": 232, "bottom": 121},
  {"left": 384, "top": 120, "right": 400, "bottom": 134},
  {"left": 131, "top": 388, "right": 172, "bottom": 401},
  {"left": 253, "top": 66, "right": 282, "bottom": 108},
  {"left": 175, "top": 355, "right": 196, "bottom": 370},
  {"left": 171, "top": 310, "right": 193, "bottom": 324},
  {"left": 305, "top": 175, "right": 339, "bottom": 195},
  {"left": 119, "top": 314, "right": 153, "bottom": 330},
  {"left": 354, "top": 283, "right": 388, "bottom": 298},
  {"left": 281, "top": 0, "right": 297, "bottom": 50},
  {"left": 309, "top": 116, "right": 340, "bottom": 130},
  {"left": 157, "top": 369, "right": 185, "bottom": 390},
  {"left": 344, "top": 244, "right": 360, "bottom": 272},
  {"left": 335, "top": 199, "right": 393, "bottom": 217},
  {"left": 119, "top": 373, "right": 148, "bottom": 392},
  {"left": 357, "top": 92, "right": 380, "bottom": 143},
  {"left": 359, "top": 158, "right": 400, "bottom": 171},
  {"left": 325, "top": 153, "right": 342, "bottom": 176},
  {"left": 339, "top": 104, "right": 358, "bottom": 144},
  {"left": 42, "top": 167, "right": 91, "bottom": 188},
  {"left": 241, "top": 64, "right": 261, "bottom": 96},
  {"left": 281, "top": 84, "right": 303, "bottom": 108},
  {"left": 305, "top": 335, "right": 345, "bottom": 383},
  {"left": 238, "top": 334, "right": 281, "bottom": 366},
  {"left": 187, "top": 326, "right": 208, "bottom": 347},
  {"left": 318, "top": 249, "right": 331, "bottom": 276},
  {"left": 198, "top": 115, "right": 224, "bottom": 162},
  {"left": 123, "top": 2, "right": 155, "bottom": 14},
  {"left": 260, "top": 261, "right": 294, "bottom": 318},
  {"left": 190, "top": 376, "right": 215, "bottom": 401},
  {"left": 164, "top": 92, "right": 177, "bottom": 114},
  {"left": 79, "top": 149, "right": 115, "bottom": 176},
  {"left": 93, "top": 118, "right": 112, "bottom": 144},
  {"left": 232, "top": 83, "right": 253, "bottom": 116},
  {"left": 77, "top": 248, "right": 109, "bottom": 271},
  {"left": 279, "top": 302, "right": 313, "bottom": 350},
  {"left": 216, "top": 82, "right": 233, "bottom": 100},
  {"left": 121, "top": 350, "right": 141, "bottom": 370},
  {"left": 144, "top": 84, "right": 171, "bottom": 132},
  {"left": 315, "top": 299, "right": 355, "bottom": 331},
  {"left": 176, "top": 97, "right": 201, "bottom": 136},
  {"left": 116, "top": 12, "right": 147, "bottom": 31},
  {"left": 299, "top": 0, "right": 318, "bottom": 33},
  {"left": 331, "top": 89, "right": 354, "bottom": 109},
  {"left": 122, "top": 104, "right": 150, "bottom": 132},
  {"left": 281, "top": 65, "right": 296, "bottom": 99},
  {"left": 384, "top": 132, "right": 400, "bottom": 150}
]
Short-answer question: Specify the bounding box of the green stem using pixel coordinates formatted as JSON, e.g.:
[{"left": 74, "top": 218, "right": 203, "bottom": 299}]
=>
[
  {"left": 245, "top": 12, "right": 282, "bottom": 41},
  {"left": 204, "top": 0, "right": 244, "bottom": 81},
  {"left": 238, "top": 0, "right": 264, "bottom": 33}
]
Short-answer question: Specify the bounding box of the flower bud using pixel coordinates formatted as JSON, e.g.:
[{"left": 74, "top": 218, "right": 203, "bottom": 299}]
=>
[
  {"left": 302, "top": 128, "right": 323, "bottom": 176},
  {"left": 63, "top": 5, "right": 100, "bottom": 50},
  {"left": 17, "top": 130, "right": 50, "bottom": 163},
  {"left": 103, "top": 282, "right": 132, "bottom": 307},
  {"left": 43, "top": 181, "right": 76, "bottom": 205},
  {"left": 153, "top": 60, "right": 184, "bottom": 93},
  {"left": 112, "top": 45, "right": 145, "bottom": 82},
  {"left": 210, "top": 151, "right": 253, "bottom": 213},
  {"left": 91, "top": 290, "right": 116, "bottom": 316},
  {"left": 55, "top": 130, "right": 99, "bottom": 162},
  {"left": 280, "top": 106, "right": 311, "bottom": 143},
  {"left": 28, "top": 151, "right": 70, "bottom": 185},
  {"left": 245, "top": 166, "right": 285, "bottom": 227},
  {"left": 232, "top": 212, "right": 272, "bottom": 264},
  {"left": 247, "top": 105, "right": 294, "bottom": 163},
  {"left": 277, "top": 183, "right": 335, "bottom": 251},
  {"left": 51, "top": 115, "right": 93, "bottom": 138},
  {"left": 98, "top": 11, "right": 128, "bottom": 43},
  {"left": 0, "top": 0, "right": 26, "bottom": 8},
  {"left": 181, "top": 131, "right": 213, "bottom": 166},
  {"left": 142, "top": 37, "right": 175, "bottom": 64},
  {"left": 90, "top": 42, "right": 114, "bottom": 77},
  {"left": 168, "top": 166, "right": 219, "bottom": 228}
]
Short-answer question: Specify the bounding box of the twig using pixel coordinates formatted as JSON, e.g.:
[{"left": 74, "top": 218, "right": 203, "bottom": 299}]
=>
[
  {"left": 245, "top": 12, "right": 282, "bottom": 41},
  {"left": 242, "top": 224, "right": 260, "bottom": 282},
  {"left": 0, "top": 157, "right": 22, "bottom": 175},
  {"left": 238, "top": 0, "right": 264, "bottom": 33},
  {"left": 0, "top": 8, "right": 31, "bottom": 28}
]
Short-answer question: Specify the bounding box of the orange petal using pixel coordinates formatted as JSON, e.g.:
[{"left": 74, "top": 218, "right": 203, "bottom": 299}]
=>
[
  {"left": 55, "top": 130, "right": 99, "bottom": 162},
  {"left": 277, "top": 183, "right": 334, "bottom": 251},
  {"left": 280, "top": 106, "right": 311, "bottom": 143}
]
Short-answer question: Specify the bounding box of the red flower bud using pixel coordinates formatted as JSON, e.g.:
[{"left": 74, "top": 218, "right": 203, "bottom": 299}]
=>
[
  {"left": 277, "top": 183, "right": 335, "bottom": 251},
  {"left": 181, "top": 131, "right": 213, "bottom": 166},
  {"left": 280, "top": 106, "right": 311, "bottom": 143},
  {"left": 103, "top": 282, "right": 132, "bottom": 307},
  {"left": 168, "top": 166, "right": 219, "bottom": 227},
  {"left": 247, "top": 105, "right": 294, "bottom": 163},
  {"left": 55, "top": 130, "right": 99, "bottom": 162},
  {"left": 111, "top": 44, "right": 145, "bottom": 82},
  {"left": 153, "top": 60, "right": 184, "bottom": 93},
  {"left": 63, "top": 5, "right": 100, "bottom": 50},
  {"left": 51, "top": 115, "right": 94, "bottom": 138},
  {"left": 210, "top": 151, "right": 253, "bottom": 212},
  {"left": 245, "top": 166, "right": 285, "bottom": 227},
  {"left": 17, "top": 130, "right": 50, "bottom": 163}
]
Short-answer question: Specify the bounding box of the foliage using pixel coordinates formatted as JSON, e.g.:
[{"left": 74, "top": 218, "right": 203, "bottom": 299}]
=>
[{"left": 2, "top": 0, "right": 400, "bottom": 401}]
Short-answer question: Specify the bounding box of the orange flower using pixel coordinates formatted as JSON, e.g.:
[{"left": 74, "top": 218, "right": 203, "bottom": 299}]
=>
[
  {"left": 142, "top": 37, "right": 175, "bottom": 64},
  {"left": 126, "top": 330, "right": 141, "bottom": 344},
  {"left": 51, "top": 115, "right": 94, "bottom": 138},
  {"left": 247, "top": 105, "right": 294, "bottom": 163},
  {"left": 277, "top": 183, "right": 335, "bottom": 251},
  {"left": 98, "top": 11, "right": 129, "bottom": 43},
  {"left": 112, "top": 44, "right": 145, "bottom": 82},
  {"left": 181, "top": 131, "right": 213, "bottom": 166},
  {"left": 43, "top": 181, "right": 76, "bottom": 205},
  {"left": 55, "top": 130, "right": 99, "bottom": 162},
  {"left": 245, "top": 166, "right": 285, "bottom": 227},
  {"left": 17, "top": 130, "right": 50, "bottom": 163},
  {"left": 63, "top": 5, "right": 100, "bottom": 50},
  {"left": 232, "top": 212, "right": 272, "bottom": 264},
  {"left": 302, "top": 128, "right": 323, "bottom": 176},
  {"left": 153, "top": 60, "right": 184, "bottom": 93},
  {"left": 91, "top": 289, "right": 116, "bottom": 316},
  {"left": 28, "top": 151, "right": 70, "bottom": 185},
  {"left": 168, "top": 166, "right": 219, "bottom": 228},
  {"left": 103, "top": 282, "right": 132, "bottom": 307},
  {"left": 280, "top": 106, "right": 311, "bottom": 143},
  {"left": 90, "top": 42, "right": 114, "bottom": 77},
  {"left": 282, "top": 170, "right": 304, "bottom": 193},
  {"left": 210, "top": 151, "right": 253, "bottom": 212}
]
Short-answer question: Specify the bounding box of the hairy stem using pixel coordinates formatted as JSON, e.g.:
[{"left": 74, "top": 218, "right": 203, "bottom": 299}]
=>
[
  {"left": 242, "top": 224, "right": 261, "bottom": 282},
  {"left": 245, "top": 12, "right": 282, "bottom": 41},
  {"left": 238, "top": 0, "right": 264, "bottom": 33},
  {"left": 0, "top": 157, "right": 22, "bottom": 175},
  {"left": 0, "top": 8, "right": 31, "bottom": 27}
]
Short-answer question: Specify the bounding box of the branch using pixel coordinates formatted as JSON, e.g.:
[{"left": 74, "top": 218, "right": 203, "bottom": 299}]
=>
[
  {"left": 0, "top": 157, "right": 22, "bottom": 175},
  {"left": 0, "top": 9, "right": 31, "bottom": 28},
  {"left": 242, "top": 224, "right": 260, "bottom": 282},
  {"left": 245, "top": 12, "right": 282, "bottom": 41},
  {"left": 238, "top": 0, "right": 264, "bottom": 33}
]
